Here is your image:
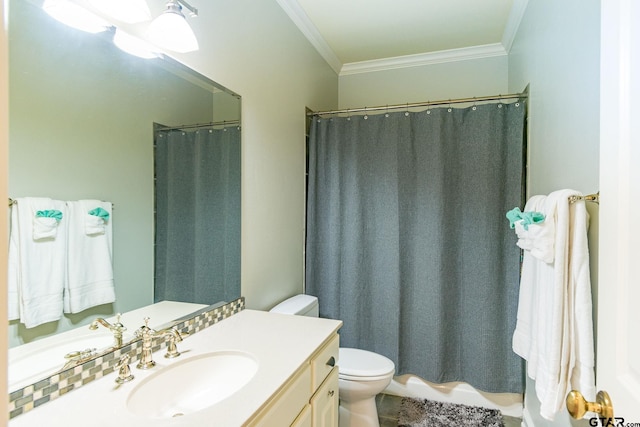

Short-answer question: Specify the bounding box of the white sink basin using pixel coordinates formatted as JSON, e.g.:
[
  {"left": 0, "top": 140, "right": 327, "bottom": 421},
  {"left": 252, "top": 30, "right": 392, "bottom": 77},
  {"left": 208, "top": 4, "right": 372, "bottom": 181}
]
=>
[{"left": 126, "top": 351, "right": 259, "bottom": 419}]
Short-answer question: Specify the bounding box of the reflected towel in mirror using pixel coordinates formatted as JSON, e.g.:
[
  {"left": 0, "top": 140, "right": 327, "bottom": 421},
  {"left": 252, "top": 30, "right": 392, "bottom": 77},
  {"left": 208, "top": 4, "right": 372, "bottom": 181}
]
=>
[
  {"left": 86, "top": 205, "right": 110, "bottom": 235},
  {"left": 64, "top": 200, "right": 116, "bottom": 313},
  {"left": 33, "top": 209, "right": 64, "bottom": 240},
  {"left": 8, "top": 197, "right": 67, "bottom": 328}
]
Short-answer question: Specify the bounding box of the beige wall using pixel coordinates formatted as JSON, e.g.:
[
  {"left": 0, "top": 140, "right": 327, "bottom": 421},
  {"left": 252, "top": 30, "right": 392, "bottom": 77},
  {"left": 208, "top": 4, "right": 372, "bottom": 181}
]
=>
[
  {"left": 166, "top": 1, "right": 339, "bottom": 310},
  {"left": 508, "top": 0, "right": 600, "bottom": 426},
  {"left": 1, "top": 0, "right": 10, "bottom": 422},
  {"left": 339, "top": 56, "right": 509, "bottom": 108}
]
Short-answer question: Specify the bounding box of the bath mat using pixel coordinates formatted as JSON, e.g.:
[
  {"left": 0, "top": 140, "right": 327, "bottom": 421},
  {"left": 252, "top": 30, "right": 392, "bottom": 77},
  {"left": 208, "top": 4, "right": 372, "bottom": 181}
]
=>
[{"left": 397, "top": 397, "right": 505, "bottom": 427}]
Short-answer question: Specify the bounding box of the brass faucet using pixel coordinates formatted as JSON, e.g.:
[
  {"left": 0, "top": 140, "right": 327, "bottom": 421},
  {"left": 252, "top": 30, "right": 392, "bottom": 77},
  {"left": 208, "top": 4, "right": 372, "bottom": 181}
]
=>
[
  {"left": 115, "top": 354, "right": 135, "bottom": 384},
  {"left": 135, "top": 317, "right": 157, "bottom": 369},
  {"left": 89, "top": 313, "right": 127, "bottom": 348},
  {"left": 135, "top": 318, "right": 188, "bottom": 368},
  {"left": 163, "top": 327, "right": 186, "bottom": 359}
]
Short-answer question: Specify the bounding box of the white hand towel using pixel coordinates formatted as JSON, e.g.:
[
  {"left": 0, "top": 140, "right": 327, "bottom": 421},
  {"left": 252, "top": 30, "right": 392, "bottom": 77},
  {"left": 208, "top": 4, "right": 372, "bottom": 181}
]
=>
[
  {"left": 85, "top": 214, "right": 107, "bottom": 235},
  {"left": 64, "top": 200, "right": 116, "bottom": 314},
  {"left": 512, "top": 189, "right": 595, "bottom": 420},
  {"left": 8, "top": 197, "right": 67, "bottom": 328},
  {"left": 33, "top": 216, "right": 60, "bottom": 240}
]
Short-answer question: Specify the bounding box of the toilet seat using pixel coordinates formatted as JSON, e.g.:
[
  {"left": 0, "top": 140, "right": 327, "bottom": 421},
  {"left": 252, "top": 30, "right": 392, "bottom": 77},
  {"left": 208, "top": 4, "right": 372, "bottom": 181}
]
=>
[{"left": 338, "top": 348, "right": 395, "bottom": 381}]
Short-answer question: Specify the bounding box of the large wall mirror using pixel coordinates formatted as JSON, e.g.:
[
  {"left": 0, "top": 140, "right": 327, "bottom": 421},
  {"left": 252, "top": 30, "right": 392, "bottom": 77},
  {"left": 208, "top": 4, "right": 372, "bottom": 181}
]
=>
[{"left": 7, "top": 0, "right": 242, "bottom": 379}]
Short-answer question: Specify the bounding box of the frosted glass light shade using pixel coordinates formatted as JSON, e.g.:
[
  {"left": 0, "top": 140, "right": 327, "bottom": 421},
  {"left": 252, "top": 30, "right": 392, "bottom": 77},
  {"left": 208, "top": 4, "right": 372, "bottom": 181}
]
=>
[
  {"left": 113, "top": 29, "right": 159, "bottom": 59},
  {"left": 89, "top": 0, "right": 152, "bottom": 24},
  {"left": 147, "top": 8, "right": 199, "bottom": 53},
  {"left": 43, "top": 0, "right": 111, "bottom": 33}
]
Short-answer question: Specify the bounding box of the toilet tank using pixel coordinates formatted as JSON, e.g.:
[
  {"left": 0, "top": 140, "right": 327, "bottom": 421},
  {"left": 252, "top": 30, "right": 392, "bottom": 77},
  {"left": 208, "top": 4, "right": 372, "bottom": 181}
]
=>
[{"left": 269, "top": 294, "right": 319, "bottom": 317}]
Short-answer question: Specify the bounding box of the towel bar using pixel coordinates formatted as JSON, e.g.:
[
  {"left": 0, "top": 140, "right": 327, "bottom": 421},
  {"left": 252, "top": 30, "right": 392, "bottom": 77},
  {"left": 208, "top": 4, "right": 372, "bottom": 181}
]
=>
[
  {"left": 568, "top": 192, "right": 599, "bottom": 204},
  {"left": 8, "top": 198, "right": 114, "bottom": 208}
]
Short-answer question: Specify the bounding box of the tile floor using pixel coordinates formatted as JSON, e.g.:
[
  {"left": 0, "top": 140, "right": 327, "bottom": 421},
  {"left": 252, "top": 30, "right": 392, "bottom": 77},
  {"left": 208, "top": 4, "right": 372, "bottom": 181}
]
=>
[{"left": 375, "top": 393, "right": 522, "bottom": 427}]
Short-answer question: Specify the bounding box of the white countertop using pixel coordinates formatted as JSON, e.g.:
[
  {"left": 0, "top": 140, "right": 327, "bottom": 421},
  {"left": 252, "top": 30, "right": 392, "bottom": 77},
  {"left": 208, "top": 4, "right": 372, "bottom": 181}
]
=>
[{"left": 9, "top": 310, "right": 342, "bottom": 427}]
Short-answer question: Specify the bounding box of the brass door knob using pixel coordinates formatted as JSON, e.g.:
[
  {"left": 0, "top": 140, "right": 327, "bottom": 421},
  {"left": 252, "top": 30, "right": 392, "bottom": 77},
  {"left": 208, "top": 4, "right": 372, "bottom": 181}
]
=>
[{"left": 566, "top": 390, "right": 614, "bottom": 420}]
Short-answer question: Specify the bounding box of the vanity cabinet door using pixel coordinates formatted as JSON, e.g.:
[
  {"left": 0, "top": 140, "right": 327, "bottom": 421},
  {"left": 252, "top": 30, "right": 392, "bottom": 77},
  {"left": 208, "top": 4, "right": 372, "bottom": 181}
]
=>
[
  {"left": 247, "top": 365, "right": 311, "bottom": 427},
  {"left": 310, "top": 367, "right": 339, "bottom": 427},
  {"left": 291, "top": 404, "right": 312, "bottom": 427}
]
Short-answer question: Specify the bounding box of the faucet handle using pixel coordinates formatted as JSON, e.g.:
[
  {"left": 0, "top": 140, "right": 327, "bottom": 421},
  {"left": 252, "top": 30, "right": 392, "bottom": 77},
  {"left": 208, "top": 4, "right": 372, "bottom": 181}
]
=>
[
  {"left": 115, "top": 354, "right": 134, "bottom": 384},
  {"left": 65, "top": 348, "right": 97, "bottom": 361},
  {"left": 61, "top": 348, "right": 98, "bottom": 370},
  {"left": 113, "top": 313, "right": 126, "bottom": 331},
  {"left": 163, "top": 327, "right": 187, "bottom": 359},
  {"left": 135, "top": 317, "right": 155, "bottom": 337}
]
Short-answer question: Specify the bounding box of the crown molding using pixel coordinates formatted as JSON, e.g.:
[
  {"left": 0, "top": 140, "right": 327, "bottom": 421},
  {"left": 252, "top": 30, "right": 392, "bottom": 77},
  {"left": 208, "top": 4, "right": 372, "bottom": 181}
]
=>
[
  {"left": 339, "top": 43, "right": 507, "bottom": 76},
  {"left": 276, "top": 0, "right": 527, "bottom": 76},
  {"left": 502, "top": 0, "right": 529, "bottom": 52},
  {"left": 274, "top": 0, "right": 343, "bottom": 74}
]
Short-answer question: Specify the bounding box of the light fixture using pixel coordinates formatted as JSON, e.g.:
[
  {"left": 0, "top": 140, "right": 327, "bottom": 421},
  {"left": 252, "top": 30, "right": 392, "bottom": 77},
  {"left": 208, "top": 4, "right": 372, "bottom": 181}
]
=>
[
  {"left": 88, "top": 0, "right": 152, "bottom": 24},
  {"left": 43, "top": 0, "right": 111, "bottom": 33},
  {"left": 147, "top": 0, "right": 199, "bottom": 53},
  {"left": 113, "top": 29, "right": 159, "bottom": 59}
]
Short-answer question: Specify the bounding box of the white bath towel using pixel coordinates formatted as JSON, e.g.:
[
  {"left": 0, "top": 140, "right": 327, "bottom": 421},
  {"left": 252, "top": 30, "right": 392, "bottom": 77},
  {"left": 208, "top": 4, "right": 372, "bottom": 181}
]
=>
[
  {"left": 64, "top": 200, "right": 116, "bottom": 314},
  {"left": 514, "top": 195, "right": 555, "bottom": 263},
  {"left": 512, "top": 189, "right": 596, "bottom": 420},
  {"left": 8, "top": 197, "right": 67, "bottom": 328}
]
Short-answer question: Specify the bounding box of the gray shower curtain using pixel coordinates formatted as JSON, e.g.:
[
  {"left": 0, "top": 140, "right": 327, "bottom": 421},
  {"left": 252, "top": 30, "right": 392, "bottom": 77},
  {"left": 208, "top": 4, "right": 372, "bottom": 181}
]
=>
[
  {"left": 305, "top": 102, "right": 526, "bottom": 393},
  {"left": 154, "top": 126, "right": 240, "bottom": 304}
]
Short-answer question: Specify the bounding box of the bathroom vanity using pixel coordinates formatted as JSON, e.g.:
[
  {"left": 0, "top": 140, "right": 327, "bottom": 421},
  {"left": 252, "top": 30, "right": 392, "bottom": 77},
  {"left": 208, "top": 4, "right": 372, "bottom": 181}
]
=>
[{"left": 8, "top": 308, "right": 342, "bottom": 427}]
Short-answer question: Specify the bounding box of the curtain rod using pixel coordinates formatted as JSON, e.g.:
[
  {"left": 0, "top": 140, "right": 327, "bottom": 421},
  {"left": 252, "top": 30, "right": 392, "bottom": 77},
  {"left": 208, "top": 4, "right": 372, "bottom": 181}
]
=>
[
  {"left": 308, "top": 92, "right": 528, "bottom": 117},
  {"left": 156, "top": 119, "right": 240, "bottom": 132}
]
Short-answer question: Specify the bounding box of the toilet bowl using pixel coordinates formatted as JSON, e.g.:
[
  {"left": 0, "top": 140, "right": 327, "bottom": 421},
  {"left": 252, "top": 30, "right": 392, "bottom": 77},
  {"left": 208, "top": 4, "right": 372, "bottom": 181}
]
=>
[
  {"left": 269, "top": 295, "right": 395, "bottom": 427},
  {"left": 337, "top": 347, "right": 395, "bottom": 427}
]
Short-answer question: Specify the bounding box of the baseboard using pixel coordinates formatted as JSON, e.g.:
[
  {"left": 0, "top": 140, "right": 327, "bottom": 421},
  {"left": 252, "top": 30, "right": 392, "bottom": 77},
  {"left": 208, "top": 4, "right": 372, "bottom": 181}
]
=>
[{"left": 521, "top": 406, "right": 535, "bottom": 427}]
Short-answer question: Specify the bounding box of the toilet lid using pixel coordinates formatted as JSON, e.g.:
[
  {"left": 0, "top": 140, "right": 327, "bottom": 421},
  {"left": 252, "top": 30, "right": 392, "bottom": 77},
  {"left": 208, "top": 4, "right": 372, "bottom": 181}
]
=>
[{"left": 338, "top": 348, "right": 395, "bottom": 378}]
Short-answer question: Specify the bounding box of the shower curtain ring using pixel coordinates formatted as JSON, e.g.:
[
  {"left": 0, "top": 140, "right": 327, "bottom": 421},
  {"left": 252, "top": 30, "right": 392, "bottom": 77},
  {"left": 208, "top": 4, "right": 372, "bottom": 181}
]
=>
[
  {"left": 472, "top": 97, "right": 477, "bottom": 111},
  {"left": 405, "top": 103, "right": 410, "bottom": 117},
  {"left": 385, "top": 105, "right": 389, "bottom": 118},
  {"left": 364, "top": 107, "right": 368, "bottom": 120}
]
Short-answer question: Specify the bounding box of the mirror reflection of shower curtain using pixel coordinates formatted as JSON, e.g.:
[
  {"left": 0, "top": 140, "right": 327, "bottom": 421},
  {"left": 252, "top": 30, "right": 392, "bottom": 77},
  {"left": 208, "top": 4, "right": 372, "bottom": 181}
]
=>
[
  {"left": 154, "top": 126, "right": 240, "bottom": 304},
  {"left": 305, "top": 102, "right": 526, "bottom": 393}
]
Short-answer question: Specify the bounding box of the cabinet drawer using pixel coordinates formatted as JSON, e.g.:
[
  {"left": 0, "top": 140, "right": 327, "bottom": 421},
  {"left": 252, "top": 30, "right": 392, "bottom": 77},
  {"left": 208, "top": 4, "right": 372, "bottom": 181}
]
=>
[{"left": 310, "top": 334, "right": 339, "bottom": 391}]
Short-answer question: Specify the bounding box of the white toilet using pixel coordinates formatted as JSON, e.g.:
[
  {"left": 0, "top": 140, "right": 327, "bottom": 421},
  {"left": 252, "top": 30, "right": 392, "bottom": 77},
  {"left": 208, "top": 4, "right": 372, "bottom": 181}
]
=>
[{"left": 269, "top": 295, "right": 395, "bottom": 427}]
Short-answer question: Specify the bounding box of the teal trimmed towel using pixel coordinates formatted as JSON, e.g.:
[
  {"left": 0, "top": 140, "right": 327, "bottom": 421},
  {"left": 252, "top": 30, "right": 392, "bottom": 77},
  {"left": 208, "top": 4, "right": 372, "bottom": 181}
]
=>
[
  {"left": 35, "top": 209, "right": 63, "bottom": 222},
  {"left": 88, "top": 207, "right": 110, "bottom": 220},
  {"left": 506, "top": 207, "right": 545, "bottom": 231}
]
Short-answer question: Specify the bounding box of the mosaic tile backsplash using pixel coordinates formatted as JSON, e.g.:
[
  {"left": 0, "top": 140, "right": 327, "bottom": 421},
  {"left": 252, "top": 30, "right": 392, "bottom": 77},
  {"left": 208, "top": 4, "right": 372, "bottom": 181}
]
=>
[{"left": 8, "top": 297, "right": 245, "bottom": 420}]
